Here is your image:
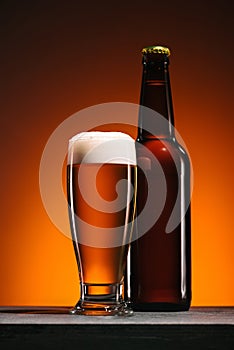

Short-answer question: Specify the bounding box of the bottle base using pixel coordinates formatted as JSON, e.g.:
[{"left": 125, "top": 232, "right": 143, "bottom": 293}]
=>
[{"left": 131, "top": 301, "right": 191, "bottom": 312}]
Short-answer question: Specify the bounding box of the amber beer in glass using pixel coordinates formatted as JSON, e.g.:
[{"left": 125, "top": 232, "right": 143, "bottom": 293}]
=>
[
  {"left": 67, "top": 132, "right": 136, "bottom": 315},
  {"left": 127, "top": 46, "right": 191, "bottom": 311}
]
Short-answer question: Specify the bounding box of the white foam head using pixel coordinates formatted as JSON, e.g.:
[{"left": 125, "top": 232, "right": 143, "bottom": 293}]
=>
[{"left": 68, "top": 131, "right": 136, "bottom": 165}]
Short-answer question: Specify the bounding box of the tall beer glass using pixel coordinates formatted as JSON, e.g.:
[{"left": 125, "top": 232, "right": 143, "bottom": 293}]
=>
[{"left": 67, "top": 132, "right": 136, "bottom": 316}]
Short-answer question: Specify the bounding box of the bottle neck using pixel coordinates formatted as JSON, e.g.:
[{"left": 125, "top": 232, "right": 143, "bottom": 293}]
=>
[{"left": 138, "top": 56, "right": 175, "bottom": 140}]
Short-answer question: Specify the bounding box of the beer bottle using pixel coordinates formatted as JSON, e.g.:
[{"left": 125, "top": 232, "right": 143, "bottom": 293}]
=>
[{"left": 128, "top": 45, "right": 191, "bottom": 311}]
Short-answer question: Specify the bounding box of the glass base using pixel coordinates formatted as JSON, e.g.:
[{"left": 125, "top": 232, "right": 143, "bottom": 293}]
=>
[
  {"left": 70, "top": 282, "right": 133, "bottom": 316},
  {"left": 70, "top": 301, "right": 133, "bottom": 316}
]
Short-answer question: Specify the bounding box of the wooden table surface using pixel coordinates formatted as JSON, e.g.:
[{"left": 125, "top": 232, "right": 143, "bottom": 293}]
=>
[{"left": 0, "top": 307, "right": 233, "bottom": 349}]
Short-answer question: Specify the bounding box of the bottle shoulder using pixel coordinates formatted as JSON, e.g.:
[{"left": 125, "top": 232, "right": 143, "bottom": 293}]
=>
[
  {"left": 136, "top": 138, "right": 190, "bottom": 171},
  {"left": 137, "top": 137, "right": 188, "bottom": 155}
]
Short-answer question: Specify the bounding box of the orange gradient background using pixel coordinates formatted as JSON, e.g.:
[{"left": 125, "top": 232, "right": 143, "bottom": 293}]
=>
[{"left": 0, "top": 1, "right": 233, "bottom": 306}]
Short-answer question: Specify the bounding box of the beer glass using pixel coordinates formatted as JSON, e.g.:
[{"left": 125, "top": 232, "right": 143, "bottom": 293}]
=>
[{"left": 67, "top": 132, "right": 137, "bottom": 316}]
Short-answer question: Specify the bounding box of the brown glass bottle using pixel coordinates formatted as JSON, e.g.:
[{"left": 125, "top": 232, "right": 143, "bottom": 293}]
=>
[{"left": 128, "top": 46, "right": 191, "bottom": 311}]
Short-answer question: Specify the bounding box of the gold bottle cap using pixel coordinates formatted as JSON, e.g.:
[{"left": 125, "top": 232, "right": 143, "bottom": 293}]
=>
[{"left": 142, "top": 45, "right": 171, "bottom": 56}]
